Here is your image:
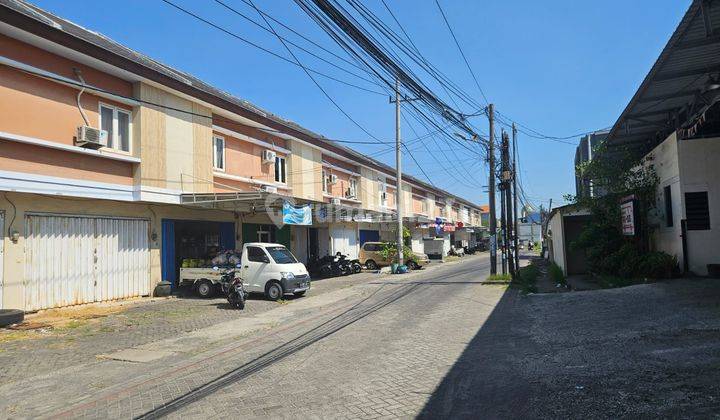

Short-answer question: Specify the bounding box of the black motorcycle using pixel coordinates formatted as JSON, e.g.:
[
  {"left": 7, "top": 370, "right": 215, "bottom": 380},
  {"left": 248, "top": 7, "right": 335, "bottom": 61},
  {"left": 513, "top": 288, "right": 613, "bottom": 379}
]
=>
[
  {"left": 308, "top": 255, "right": 341, "bottom": 278},
  {"left": 216, "top": 265, "right": 247, "bottom": 310}
]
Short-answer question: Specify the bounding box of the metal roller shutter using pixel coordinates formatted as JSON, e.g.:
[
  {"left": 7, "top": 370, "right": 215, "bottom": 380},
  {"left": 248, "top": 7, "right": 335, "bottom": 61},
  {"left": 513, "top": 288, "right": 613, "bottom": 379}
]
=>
[{"left": 24, "top": 214, "right": 150, "bottom": 311}]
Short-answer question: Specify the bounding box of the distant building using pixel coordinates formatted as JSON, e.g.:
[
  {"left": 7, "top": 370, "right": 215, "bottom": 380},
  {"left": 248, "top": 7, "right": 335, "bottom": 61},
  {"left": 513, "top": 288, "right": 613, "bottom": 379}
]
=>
[
  {"left": 574, "top": 131, "right": 609, "bottom": 198},
  {"left": 518, "top": 208, "right": 542, "bottom": 245}
]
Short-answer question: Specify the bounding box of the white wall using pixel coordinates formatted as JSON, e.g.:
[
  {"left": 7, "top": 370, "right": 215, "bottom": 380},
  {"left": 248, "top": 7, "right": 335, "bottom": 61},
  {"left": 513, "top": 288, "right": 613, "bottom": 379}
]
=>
[
  {"left": 647, "top": 133, "right": 684, "bottom": 268},
  {"left": 547, "top": 211, "right": 566, "bottom": 274},
  {"left": 677, "top": 136, "right": 720, "bottom": 275}
]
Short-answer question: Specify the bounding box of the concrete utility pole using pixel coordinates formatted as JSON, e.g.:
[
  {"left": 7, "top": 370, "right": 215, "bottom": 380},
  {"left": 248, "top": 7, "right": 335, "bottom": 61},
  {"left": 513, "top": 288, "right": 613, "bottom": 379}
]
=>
[
  {"left": 392, "top": 77, "right": 404, "bottom": 266},
  {"left": 500, "top": 129, "right": 508, "bottom": 276},
  {"left": 487, "top": 104, "right": 497, "bottom": 275},
  {"left": 512, "top": 123, "right": 520, "bottom": 274},
  {"left": 503, "top": 130, "right": 515, "bottom": 278}
]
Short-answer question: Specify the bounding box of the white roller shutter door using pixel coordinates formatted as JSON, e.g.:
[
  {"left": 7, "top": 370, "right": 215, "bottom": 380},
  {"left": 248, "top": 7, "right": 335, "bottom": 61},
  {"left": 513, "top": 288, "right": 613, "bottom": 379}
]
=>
[{"left": 24, "top": 214, "right": 150, "bottom": 311}]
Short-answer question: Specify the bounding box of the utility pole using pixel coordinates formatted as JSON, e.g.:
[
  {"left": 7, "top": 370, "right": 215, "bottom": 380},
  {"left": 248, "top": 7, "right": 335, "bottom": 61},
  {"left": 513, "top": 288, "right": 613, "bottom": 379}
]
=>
[
  {"left": 499, "top": 129, "right": 507, "bottom": 276},
  {"left": 503, "top": 130, "right": 515, "bottom": 277},
  {"left": 487, "top": 104, "right": 497, "bottom": 275},
  {"left": 512, "top": 123, "right": 520, "bottom": 273},
  {"left": 393, "top": 77, "right": 404, "bottom": 266}
]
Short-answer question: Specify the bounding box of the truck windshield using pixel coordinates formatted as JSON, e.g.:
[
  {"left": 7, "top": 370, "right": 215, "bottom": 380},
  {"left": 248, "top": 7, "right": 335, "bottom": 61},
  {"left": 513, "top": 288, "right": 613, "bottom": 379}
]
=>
[{"left": 266, "top": 246, "right": 298, "bottom": 264}]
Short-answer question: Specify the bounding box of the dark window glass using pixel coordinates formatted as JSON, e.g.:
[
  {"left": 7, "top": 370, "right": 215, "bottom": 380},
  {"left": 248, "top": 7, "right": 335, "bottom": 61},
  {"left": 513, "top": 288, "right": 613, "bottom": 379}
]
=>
[
  {"left": 266, "top": 246, "right": 297, "bottom": 264},
  {"left": 685, "top": 191, "right": 710, "bottom": 230},
  {"left": 664, "top": 185, "right": 673, "bottom": 227},
  {"left": 247, "top": 246, "right": 269, "bottom": 262}
]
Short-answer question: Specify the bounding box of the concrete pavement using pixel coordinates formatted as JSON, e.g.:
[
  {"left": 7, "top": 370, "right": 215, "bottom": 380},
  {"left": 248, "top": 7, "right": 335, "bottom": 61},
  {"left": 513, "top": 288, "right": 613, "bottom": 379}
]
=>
[{"left": 3, "top": 254, "right": 720, "bottom": 418}]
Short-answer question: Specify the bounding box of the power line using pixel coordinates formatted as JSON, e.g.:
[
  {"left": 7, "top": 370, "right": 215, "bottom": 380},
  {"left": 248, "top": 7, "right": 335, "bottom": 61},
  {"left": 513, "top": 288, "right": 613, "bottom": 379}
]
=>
[
  {"left": 246, "top": 0, "right": 386, "bottom": 145},
  {"left": 434, "top": 0, "right": 489, "bottom": 106},
  {"left": 159, "top": 0, "right": 387, "bottom": 96}
]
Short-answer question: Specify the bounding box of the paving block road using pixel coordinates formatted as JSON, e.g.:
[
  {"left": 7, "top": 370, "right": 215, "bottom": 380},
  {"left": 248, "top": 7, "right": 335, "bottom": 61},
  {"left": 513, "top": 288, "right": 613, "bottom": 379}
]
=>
[{"left": 2, "top": 253, "right": 720, "bottom": 419}]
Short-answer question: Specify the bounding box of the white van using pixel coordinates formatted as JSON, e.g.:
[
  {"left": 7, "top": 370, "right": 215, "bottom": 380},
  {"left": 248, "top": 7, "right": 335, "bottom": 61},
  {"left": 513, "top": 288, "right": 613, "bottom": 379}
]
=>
[{"left": 241, "top": 243, "right": 311, "bottom": 300}]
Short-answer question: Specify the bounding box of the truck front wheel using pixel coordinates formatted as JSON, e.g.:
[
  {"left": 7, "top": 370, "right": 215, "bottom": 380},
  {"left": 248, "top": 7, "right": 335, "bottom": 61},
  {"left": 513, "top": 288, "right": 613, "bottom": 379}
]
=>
[{"left": 265, "top": 281, "right": 284, "bottom": 301}]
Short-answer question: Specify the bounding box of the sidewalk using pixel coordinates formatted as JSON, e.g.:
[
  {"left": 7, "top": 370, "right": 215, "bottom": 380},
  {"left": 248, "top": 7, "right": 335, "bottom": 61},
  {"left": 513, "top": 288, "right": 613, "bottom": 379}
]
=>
[{"left": 0, "top": 254, "right": 486, "bottom": 385}]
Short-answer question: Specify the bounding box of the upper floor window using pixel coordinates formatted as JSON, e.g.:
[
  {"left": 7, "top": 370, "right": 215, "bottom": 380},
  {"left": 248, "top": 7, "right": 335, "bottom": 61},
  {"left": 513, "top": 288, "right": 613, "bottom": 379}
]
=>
[
  {"left": 322, "top": 170, "right": 329, "bottom": 193},
  {"left": 421, "top": 199, "right": 428, "bottom": 214},
  {"left": 99, "top": 103, "right": 131, "bottom": 152},
  {"left": 275, "top": 156, "right": 287, "bottom": 184},
  {"left": 213, "top": 135, "right": 225, "bottom": 171},
  {"left": 378, "top": 179, "right": 387, "bottom": 206},
  {"left": 348, "top": 178, "right": 357, "bottom": 198}
]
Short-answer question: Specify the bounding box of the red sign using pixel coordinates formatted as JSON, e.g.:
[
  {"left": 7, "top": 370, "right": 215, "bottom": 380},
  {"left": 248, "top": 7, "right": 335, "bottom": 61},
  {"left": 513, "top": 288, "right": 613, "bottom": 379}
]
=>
[{"left": 456, "top": 221, "right": 464, "bottom": 228}]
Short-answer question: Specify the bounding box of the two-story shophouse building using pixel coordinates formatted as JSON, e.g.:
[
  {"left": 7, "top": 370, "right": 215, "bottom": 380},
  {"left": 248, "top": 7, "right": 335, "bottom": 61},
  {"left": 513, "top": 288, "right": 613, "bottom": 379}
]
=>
[{"left": 0, "top": 0, "right": 485, "bottom": 312}]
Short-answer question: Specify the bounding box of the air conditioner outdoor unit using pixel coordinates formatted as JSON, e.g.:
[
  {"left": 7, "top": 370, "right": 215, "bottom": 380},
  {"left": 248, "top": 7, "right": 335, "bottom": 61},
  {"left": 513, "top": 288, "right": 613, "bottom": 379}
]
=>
[
  {"left": 76, "top": 126, "right": 108, "bottom": 149},
  {"left": 329, "top": 174, "right": 338, "bottom": 184},
  {"left": 331, "top": 197, "right": 341, "bottom": 205},
  {"left": 261, "top": 185, "right": 278, "bottom": 194},
  {"left": 262, "top": 150, "right": 277, "bottom": 163}
]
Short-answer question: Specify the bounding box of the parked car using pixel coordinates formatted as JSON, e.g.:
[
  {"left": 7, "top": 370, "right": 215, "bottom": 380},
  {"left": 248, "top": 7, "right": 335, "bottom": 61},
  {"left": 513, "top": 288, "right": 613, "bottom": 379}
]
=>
[
  {"left": 359, "top": 242, "right": 430, "bottom": 270},
  {"left": 242, "top": 243, "right": 311, "bottom": 300}
]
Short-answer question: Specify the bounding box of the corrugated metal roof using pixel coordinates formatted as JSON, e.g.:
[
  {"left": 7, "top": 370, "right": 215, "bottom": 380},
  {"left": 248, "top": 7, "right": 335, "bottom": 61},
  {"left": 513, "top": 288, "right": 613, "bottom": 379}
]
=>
[{"left": 605, "top": 0, "right": 720, "bottom": 156}]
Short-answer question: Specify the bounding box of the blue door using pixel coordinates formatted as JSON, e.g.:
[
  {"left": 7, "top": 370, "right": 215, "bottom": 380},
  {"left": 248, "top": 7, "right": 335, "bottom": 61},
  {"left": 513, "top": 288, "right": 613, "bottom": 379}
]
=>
[
  {"left": 161, "top": 219, "right": 176, "bottom": 287},
  {"left": 359, "top": 229, "right": 380, "bottom": 245},
  {"left": 219, "top": 222, "right": 236, "bottom": 250}
]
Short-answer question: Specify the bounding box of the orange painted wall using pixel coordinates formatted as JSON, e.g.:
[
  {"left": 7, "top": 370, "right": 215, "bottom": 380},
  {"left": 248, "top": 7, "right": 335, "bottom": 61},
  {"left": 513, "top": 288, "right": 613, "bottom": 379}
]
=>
[
  {"left": 322, "top": 155, "right": 358, "bottom": 173},
  {"left": 325, "top": 168, "right": 352, "bottom": 198},
  {"left": 412, "top": 196, "right": 426, "bottom": 214},
  {"left": 0, "top": 142, "right": 133, "bottom": 185},
  {"left": 0, "top": 35, "right": 133, "bottom": 145},
  {"left": 214, "top": 131, "right": 288, "bottom": 192},
  {"left": 212, "top": 176, "right": 253, "bottom": 193},
  {"left": 213, "top": 118, "right": 288, "bottom": 150}
]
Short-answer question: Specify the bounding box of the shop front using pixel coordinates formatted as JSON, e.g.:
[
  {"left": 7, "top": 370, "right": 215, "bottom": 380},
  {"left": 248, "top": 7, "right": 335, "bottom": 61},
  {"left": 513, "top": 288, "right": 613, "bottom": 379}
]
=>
[{"left": 161, "top": 219, "right": 236, "bottom": 288}]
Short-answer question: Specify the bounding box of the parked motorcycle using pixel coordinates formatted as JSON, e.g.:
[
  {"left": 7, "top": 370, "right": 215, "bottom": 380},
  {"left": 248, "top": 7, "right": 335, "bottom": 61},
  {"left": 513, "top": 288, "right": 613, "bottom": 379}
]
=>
[
  {"left": 215, "top": 265, "right": 247, "bottom": 310},
  {"left": 308, "top": 255, "right": 341, "bottom": 278},
  {"left": 335, "top": 253, "right": 354, "bottom": 276}
]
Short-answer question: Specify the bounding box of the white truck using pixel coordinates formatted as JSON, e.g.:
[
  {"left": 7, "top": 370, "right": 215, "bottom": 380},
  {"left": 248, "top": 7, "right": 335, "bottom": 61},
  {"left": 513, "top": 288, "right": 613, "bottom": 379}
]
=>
[{"left": 179, "top": 242, "right": 310, "bottom": 300}]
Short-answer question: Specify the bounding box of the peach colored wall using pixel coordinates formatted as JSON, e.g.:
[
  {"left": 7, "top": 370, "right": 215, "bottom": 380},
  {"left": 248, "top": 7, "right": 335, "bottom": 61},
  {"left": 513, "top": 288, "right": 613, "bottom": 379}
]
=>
[
  {"left": 434, "top": 202, "right": 446, "bottom": 218},
  {"left": 322, "top": 155, "right": 358, "bottom": 173},
  {"left": 213, "top": 176, "right": 254, "bottom": 193},
  {"left": 386, "top": 186, "right": 396, "bottom": 207},
  {"left": 412, "top": 196, "right": 425, "bottom": 214},
  {"left": 216, "top": 131, "right": 287, "bottom": 188},
  {"left": 0, "top": 35, "right": 133, "bottom": 96},
  {"left": 0, "top": 65, "right": 131, "bottom": 146},
  {"left": 213, "top": 118, "right": 288, "bottom": 150},
  {"left": 0, "top": 142, "right": 133, "bottom": 185},
  {"left": 325, "top": 168, "right": 352, "bottom": 198}
]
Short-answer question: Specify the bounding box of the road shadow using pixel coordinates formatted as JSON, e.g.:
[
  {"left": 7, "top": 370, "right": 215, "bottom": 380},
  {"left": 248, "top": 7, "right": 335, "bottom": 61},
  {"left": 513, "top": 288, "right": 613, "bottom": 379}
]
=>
[
  {"left": 418, "top": 278, "right": 720, "bottom": 418},
  {"left": 417, "top": 285, "right": 536, "bottom": 419}
]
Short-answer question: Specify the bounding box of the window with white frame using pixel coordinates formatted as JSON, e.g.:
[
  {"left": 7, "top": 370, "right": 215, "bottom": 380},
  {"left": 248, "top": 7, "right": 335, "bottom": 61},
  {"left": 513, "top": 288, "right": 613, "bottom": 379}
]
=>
[
  {"left": 99, "top": 103, "right": 131, "bottom": 152},
  {"left": 378, "top": 179, "right": 387, "bottom": 206},
  {"left": 213, "top": 135, "right": 225, "bottom": 170},
  {"left": 348, "top": 178, "right": 357, "bottom": 198},
  {"left": 275, "top": 156, "right": 287, "bottom": 183},
  {"left": 322, "top": 170, "right": 329, "bottom": 193},
  {"left": 421, "top": 198, "right": 428, "bottom": 214}
]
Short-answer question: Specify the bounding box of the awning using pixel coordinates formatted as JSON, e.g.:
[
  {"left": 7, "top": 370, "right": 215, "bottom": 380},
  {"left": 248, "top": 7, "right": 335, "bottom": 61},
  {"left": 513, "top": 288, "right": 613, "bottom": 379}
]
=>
[{"left": 605, "top": 0, "right": 720, "bottom": 157}]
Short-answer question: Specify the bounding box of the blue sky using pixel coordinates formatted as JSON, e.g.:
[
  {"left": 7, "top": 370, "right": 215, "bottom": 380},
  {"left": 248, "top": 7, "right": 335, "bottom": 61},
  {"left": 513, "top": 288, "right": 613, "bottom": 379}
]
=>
[{"left": 32, "top": 0, "right": 690, "bottom": 209}]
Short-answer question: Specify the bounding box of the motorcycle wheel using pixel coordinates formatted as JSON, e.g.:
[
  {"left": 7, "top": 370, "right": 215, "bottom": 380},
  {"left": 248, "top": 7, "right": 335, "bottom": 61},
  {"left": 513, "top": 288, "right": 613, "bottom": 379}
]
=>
[
  {"left": 352, "top": 264, "right": 362, "bottom": 274},
  {"left": 320, "top": 266, "right": 332, "bottom": 278},
  {"left": 235, "top": 293, "right": 245, "bottom": 310}
]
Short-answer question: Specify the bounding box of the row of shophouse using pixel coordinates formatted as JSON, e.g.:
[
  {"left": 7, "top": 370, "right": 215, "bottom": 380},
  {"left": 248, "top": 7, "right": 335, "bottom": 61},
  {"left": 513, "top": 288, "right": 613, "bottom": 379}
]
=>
[
  {"left": 0, "top": 0, "right": 486, "bottom": 312},
  {"left": 548, "top": 0, "right": 720, "bottom": 277}
]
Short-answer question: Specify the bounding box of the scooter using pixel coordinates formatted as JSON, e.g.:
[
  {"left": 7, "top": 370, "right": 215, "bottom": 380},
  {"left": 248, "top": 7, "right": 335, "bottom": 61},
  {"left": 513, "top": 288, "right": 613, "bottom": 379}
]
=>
[
  {"left": 308, "top": 255, "right": 342, "bottom": 278},
  {"left": 216, "top": 265, "right": 247, "bottom": 310}
]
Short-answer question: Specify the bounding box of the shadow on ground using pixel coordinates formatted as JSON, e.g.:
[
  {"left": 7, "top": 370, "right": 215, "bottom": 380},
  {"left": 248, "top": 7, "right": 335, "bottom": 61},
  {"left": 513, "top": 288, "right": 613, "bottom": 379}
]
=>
[{"left": 419, "top": 278, "right": 720, "bottom": 418}]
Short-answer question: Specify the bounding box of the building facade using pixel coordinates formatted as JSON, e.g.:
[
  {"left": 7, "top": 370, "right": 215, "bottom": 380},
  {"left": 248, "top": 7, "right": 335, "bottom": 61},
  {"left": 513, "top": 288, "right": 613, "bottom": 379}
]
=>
[{"left": 0, "top": 1, "right": 486, "bottom": 311}]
